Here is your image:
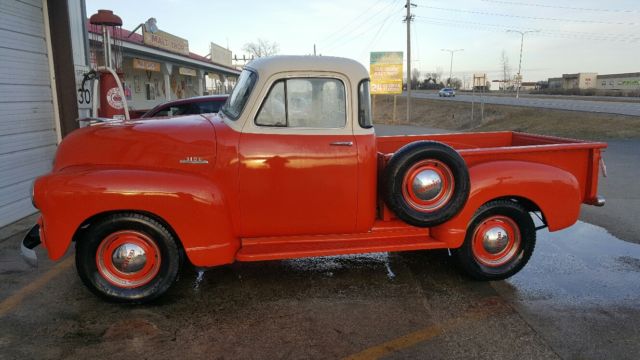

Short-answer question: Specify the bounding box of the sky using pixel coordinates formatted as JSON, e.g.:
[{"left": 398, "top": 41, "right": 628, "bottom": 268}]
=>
[{"left": 86, "top": 0, "right": 640, "bottom": 83}]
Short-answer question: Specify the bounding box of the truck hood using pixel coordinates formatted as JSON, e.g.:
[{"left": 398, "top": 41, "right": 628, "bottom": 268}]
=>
[{"left": 53, "top": 115, "right": 217, "bottom": 173}]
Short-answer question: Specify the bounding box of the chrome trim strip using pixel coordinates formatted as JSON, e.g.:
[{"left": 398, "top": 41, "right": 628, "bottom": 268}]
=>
[{"left": 329, "top": 141, "right": 353, "bottom": 146}]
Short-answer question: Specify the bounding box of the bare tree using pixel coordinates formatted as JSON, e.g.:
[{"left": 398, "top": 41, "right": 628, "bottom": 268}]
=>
[
  {"left": 424, "top": 67, "right": 444, "bottom": 86},
  {"left": 242, "top": 38, "right": 280, "bottom": 58},
  {"left": 500, "top": 50, "right": 511, "bottom": 92},
  {"left": 450, "top": 78, "right": 463, "bottom": 89}
]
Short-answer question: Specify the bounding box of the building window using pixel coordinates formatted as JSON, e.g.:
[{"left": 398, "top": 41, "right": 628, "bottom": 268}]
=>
[{"left": 145, "top": 83, "right": 155, "bottom": 100}]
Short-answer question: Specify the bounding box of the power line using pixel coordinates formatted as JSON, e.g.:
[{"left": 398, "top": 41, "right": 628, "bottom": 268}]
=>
[
  {"left": 414, "top": 16, "right": 638, "bottom": 41},
  {"left": 320, "top": 0, "right": 400, "bottom": 49},
  {"left": 414, "top": 18, "right": 640, "bottom": 42},
  {"left": 317, "top": 0, "right": 389, "bottom": 44},
  {"left": 361, "top": 2, "right": 401, "bottom": 57},
  {"left": 324, "top": 7, "right": 404, "bottom": 52},
  {"left": 418, "top": 5, "right": 637, "bottom": 25},
  {"left": 479, "top": 0, "right": 639, "bottom": 13}
]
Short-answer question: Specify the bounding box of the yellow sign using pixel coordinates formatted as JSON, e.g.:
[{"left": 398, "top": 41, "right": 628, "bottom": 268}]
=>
[
  {"left": 132, "top": 58, "right": 161, "bottom": 72},
  {"left": 179, "top": 67, "right": 196, "bottom": 76},
  {"left": 370, "top": 51, "right": 403, "bottom": 95},
  {"left": 143, "top": 29, "right": 189, "bottom": 56}
]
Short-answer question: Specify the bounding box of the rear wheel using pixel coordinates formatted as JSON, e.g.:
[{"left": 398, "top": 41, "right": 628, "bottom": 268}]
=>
[
  {"left": 75, "top": 213, "right": 182, "bottom": 303},
  {"left": 456, "top": 200, "right": 536, "bottom": 280}
]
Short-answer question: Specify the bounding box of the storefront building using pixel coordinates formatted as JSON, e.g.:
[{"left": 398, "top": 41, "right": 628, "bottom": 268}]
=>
[
  {"left": 87, "top": 20, "right": 240, "bottom": 115},
  {"left": 597, "top": 73, "right": 640, "bottom": 92}
]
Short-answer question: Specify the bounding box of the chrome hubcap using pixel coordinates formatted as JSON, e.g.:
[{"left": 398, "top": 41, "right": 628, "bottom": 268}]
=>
[
  {"left": 411, "top": 169, "right": 443, "bottom": 201},
  {"left": 111, "top": 243, "right": 147, "bottom": 273},
  {"left": 482, "top": 226, "right": 509, "bottom": 254}
]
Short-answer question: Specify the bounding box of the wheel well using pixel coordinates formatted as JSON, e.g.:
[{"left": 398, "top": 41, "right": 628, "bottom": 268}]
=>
[
  {"left": 72, "top": 210, "right": 183, "bottom": 251},
  {"left": 485, "top": 196, "right": 547, "bottom": 226}
]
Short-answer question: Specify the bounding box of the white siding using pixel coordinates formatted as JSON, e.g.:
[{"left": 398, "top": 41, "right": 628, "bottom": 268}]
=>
[{"left": 0, "top": 0, "right": 57, "bottom": 227}]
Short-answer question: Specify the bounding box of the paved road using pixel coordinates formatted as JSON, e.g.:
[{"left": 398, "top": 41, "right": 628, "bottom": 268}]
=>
[{"left": 410, "top": 92, "right": 640, "bottom": 117}]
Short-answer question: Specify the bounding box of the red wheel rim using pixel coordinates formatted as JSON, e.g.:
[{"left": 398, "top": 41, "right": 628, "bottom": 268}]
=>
[
  {"left": 95, "top": 230, "right": 161, "bottom": 288},
  {"left": 471, "top": 215, "right": 521, "bottom": 267},
  {"left": 401, "top": 159, "right": 455, "bottom": 212}
]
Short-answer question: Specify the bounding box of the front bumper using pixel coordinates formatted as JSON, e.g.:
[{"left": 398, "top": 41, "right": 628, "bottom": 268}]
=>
[{"left": 21, "top": 224, "right": 41, "bottom": 267}]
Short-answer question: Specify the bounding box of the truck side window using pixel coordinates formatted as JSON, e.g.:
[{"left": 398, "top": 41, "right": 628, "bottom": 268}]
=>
[
  {"left": 288, "top": 78, "right": 345, "bottom": 128},
  {"left": 256, "top": 81, "right": 286, "bottom": 126},
  {"left": 255, "top": 78, "right": 346, "bottom": 128},
  {"left": 358, "top": 80, "right": 372, "bottom": 128}
]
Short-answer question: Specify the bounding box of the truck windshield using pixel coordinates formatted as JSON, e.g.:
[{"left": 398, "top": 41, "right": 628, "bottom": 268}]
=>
[{"left": 221, "top": 69, "right": 257, "bottom": 120}]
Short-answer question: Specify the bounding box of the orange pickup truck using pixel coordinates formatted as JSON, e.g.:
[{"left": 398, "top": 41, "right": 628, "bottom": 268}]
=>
[{"left": 23, "top": 56, "right": 607, "bottom": 302}]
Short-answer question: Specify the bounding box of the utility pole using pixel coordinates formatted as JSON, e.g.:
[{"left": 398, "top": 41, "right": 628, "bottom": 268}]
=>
[
  {"left": 313, "top": 44, "right": 316, "bottom": 56},
  {"left": 404, "top": 0, "right": 415, "bottom": 122},
  {"left": 441, "top": 48, "right": 463, "bottom": 87},
  {"left": 507, "top": 30, "right": 538, "bottom": 99}
]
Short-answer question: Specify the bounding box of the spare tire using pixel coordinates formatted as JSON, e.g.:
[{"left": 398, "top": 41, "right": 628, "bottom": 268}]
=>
[{"left": 382, "top": 141, "right": 470, "bottom": 227}]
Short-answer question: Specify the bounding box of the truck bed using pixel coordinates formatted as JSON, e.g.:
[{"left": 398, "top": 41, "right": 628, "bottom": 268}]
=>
[{"left": 377, "top": 131, "right": 607, "bottom": 205}]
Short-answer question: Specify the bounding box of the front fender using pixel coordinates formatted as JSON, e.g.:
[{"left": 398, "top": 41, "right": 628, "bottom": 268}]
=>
[
  {"left": 34, "top": 167, "right": 237, "bottom": 267},
  {"left": 431, "top": 160, "right": 581, "bottom": 248}
]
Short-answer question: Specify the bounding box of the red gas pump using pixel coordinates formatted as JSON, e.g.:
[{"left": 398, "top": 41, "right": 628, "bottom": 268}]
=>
[{"left": 88, "top": 10, "right": 129, "bottom": 120}]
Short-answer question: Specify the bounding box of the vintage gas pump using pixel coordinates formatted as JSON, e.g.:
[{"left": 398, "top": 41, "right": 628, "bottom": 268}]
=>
[{"left": 87, "top": 10, "right": 130, "bottom": 120}]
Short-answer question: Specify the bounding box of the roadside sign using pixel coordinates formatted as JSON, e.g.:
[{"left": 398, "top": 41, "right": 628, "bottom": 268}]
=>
[{"left": 370, "top": 52, "right": 403, "bottom": 95}]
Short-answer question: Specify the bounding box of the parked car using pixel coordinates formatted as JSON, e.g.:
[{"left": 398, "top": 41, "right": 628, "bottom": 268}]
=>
[
  {"left": 23, "top": 56, "right": 606, "bottom": 303},
  {"left": 141, "top": 95, "right": 228, "bottom": 118},
  {"left": 438, "top": 88, "right": 456, "bottom": 97}
]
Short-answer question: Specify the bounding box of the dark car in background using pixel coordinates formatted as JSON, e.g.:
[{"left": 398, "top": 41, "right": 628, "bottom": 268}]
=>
[{"left": 141, "top": 95, "right": 229, "bottom": 118}]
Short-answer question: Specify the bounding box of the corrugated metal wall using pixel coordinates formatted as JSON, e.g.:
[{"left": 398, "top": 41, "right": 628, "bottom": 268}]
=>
[{"left": 0, "top": 0, "right": 57, "bottom": 227}]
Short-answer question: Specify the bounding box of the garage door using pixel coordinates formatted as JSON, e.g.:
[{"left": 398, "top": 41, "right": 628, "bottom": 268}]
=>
[{"left": 0, "top": 0, "right": 58, "bottom": 228}]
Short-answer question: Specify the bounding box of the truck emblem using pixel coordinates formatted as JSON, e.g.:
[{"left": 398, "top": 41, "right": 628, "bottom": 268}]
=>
[{"left": 180, "top": 157, "right": 209, "bottom": 164}]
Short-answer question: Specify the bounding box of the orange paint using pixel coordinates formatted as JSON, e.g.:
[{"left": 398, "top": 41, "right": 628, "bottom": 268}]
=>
[{"left": 32, "top": 117, "right": 606, "bottom": 267}]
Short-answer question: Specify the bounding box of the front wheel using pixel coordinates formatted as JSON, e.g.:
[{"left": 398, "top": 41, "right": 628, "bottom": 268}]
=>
[
  {"left": 455, "top": 200, "right": 536, "bottom": 280},
  {"left": 76, "top": 213, "right": 182, "bottom": 303}
]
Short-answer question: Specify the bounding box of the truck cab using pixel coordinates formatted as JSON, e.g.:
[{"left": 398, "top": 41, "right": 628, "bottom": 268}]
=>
[{"left": 23, "top": 56, "right": 607, "bottom": 303}]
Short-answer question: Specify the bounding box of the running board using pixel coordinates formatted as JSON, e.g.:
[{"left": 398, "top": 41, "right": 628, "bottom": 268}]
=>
[{"left": 236, "top": 221, "right": 446, "bottom": 262}]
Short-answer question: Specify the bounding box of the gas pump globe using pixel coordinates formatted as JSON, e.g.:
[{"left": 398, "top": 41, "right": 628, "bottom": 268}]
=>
[{"left": 88, "top": 9, "right": 129, "bottom": 120}]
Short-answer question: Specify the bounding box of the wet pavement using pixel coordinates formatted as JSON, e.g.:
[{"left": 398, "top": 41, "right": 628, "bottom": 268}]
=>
[{"left": 1, "top": 219, "right": 639, "bottom": 359}]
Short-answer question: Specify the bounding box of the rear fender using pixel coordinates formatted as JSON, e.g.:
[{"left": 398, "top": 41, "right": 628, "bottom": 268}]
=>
[
  {"left": 34, "top": 167, "right": 237, "bottom": 267},
  {"left": 430, "top": 160, "right": 581, "bottom": 248}
]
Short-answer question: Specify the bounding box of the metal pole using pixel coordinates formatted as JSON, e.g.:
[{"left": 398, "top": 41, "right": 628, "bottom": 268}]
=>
[
  {"left": 516, "top": 33, "right": 524, "bottom": 99},
  {"left": 441, "top": 49, "right": 463, "bottom": 87},
  {"left": 507, "top": 30, "right": 537, "bottom": 99},
  {"left": 449, "top": 52, "right": 454, "bottom": 86},
  {"left": 406, "top": 0, "right": 412, "bottom": 123}
]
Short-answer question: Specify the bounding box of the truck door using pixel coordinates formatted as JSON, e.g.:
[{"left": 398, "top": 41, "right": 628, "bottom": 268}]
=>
[{"left": 238, "top": 76, "right": 358, "bottom": 237}]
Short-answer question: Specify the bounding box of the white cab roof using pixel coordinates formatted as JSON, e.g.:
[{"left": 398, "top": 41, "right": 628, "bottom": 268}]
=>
[{"left": 246, "top": 55, "right": 369, "bottom": 81}]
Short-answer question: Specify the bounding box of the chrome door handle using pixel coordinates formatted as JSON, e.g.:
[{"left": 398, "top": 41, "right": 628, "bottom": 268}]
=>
[{"left": 329, "top": 141, "right": 353, "bottom": 146}]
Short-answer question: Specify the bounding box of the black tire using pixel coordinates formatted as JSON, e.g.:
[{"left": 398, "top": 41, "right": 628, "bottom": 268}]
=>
[
  {"left": 455, "top": 200, "right": 536, "bottom": 281},
  {"left": 75, "top": 213, "right": 182, "bottom": 303},
  {"left": 382, "top": 141, "right": 470, "bottom": 227}
]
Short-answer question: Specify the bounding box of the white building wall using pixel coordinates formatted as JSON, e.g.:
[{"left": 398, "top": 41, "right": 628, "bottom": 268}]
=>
[{"left": 0, "top": 0, "right": 58, "bottom": 227}]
